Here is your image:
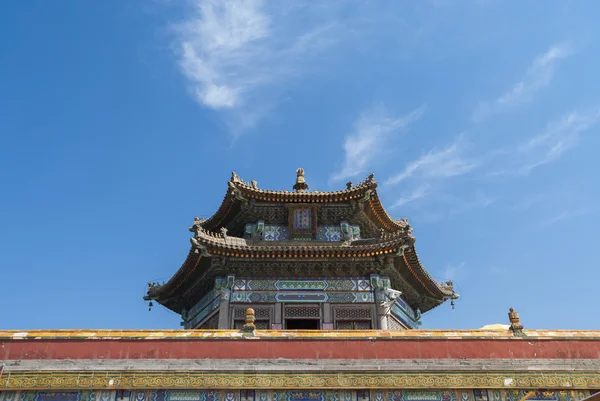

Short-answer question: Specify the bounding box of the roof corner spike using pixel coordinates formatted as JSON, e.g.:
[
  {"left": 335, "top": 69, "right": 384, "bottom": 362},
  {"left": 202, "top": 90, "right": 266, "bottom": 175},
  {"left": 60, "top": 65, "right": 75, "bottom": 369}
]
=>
[
  {"left": 293, "top": 168, "right": 309, "bottom": 192},
  {"left": 508, "top": 307, "right": 525, "bottom": 337},
  {"left": 231, "top": 171, "right": 239, "bottom": 183}
]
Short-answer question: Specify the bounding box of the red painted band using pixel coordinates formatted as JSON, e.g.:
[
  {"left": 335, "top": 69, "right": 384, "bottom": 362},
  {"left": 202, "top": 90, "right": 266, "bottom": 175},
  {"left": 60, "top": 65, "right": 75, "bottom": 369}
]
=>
[{"left": 2, "top": 339, "right": 599, "bottom": 360}]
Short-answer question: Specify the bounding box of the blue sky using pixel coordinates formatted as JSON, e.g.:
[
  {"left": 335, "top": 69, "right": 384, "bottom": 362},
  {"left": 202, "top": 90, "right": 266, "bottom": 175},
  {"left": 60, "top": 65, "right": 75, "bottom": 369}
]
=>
[{"left": 1, "top": 1, "right": 599, "bottom": 330}]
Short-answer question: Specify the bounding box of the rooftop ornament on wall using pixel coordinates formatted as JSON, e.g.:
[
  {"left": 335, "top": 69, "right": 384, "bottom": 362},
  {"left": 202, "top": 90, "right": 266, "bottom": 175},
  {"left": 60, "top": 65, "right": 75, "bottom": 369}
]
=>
[
  {"left": 508, "top": 307, "right": 525, "bottom": 337},
  {"left": 241, "top": 307, "right": 256, "bottom": 335},
  {"left": 293, "top": 168, "right": 309, "bottom": 192}
]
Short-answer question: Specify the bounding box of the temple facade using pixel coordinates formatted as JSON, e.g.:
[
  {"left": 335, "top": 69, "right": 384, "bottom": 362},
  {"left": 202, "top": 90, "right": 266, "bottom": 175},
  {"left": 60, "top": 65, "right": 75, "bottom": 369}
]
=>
[
  {"left": 145, "top": 169, "right": 458, "bottom": 330},
  {"left": 1, "top": 170, "right": 598, "bottom": 401}
]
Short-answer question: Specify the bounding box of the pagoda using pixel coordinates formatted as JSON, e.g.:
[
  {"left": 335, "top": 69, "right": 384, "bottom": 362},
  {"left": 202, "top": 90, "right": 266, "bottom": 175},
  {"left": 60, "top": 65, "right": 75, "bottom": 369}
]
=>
[
  {"left": 2, "top": 170, "right": 599, "bottom": 401},
  {"left": 145, "top": 169, "right": 458, "bottom": 330}
]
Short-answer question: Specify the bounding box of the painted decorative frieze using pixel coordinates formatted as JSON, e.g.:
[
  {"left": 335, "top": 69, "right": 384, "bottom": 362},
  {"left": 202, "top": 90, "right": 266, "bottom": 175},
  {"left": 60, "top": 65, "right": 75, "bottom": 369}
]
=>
[
  {"left": 232, "top": 278, "right": 372, "bottom": 292},
  {"left": 0, "top": 389, "right": 595, "bottom": 401}
]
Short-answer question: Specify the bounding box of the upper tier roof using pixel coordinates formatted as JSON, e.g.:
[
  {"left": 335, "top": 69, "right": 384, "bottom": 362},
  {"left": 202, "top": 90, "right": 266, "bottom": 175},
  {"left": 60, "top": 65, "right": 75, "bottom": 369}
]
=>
[{"left": 201, "top": 169, "right": 406, "bottom": 232}]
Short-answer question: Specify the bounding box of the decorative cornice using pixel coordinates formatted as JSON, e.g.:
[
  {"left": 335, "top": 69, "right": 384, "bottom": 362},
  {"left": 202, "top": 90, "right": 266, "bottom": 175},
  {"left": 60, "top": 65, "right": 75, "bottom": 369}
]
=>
[{"left": 1, "top": 371, "right": 599, "bottom": 390}]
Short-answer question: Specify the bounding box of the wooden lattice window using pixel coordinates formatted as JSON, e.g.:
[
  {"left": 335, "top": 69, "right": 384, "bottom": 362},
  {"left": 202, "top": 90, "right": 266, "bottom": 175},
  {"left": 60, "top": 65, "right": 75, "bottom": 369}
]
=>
[
  {"left": 334, "top": 307, "right": 372, "bottom": 330},
  {"left": 284, "top": 306, "right": 321, "bottom": 318},
  {"left": 232, "top": 307, "right": 272, "bottom": 329}
]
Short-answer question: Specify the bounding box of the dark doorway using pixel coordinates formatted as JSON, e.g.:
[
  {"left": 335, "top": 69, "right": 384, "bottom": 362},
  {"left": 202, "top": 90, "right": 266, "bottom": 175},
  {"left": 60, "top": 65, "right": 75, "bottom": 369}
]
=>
[{"left": 285, "top": 319, "right": 320, "bottom": 330}]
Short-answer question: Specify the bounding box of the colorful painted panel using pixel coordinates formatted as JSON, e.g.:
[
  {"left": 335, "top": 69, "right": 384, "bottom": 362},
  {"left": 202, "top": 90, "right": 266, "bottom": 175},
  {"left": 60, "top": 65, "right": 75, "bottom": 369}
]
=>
[
  {"left": 235, "top": 278, "right": 372, "bottom": 292},
  {"left": 390, "top": 304, "right": 417, "bottom": 329},
  {"left": 263, "top": 225, "right": 289, "bottom": 241},
  {"left": 316, "top": 224, "right": 360, "bottom": 241},
  {"left": 392, "top": 391, "right": 438, "bottom": 401},
  {"left": 317, "top": 226, "right": 343, "bottom": 241},
  {"left": 231, "top": 277, "right": 375, "bottom": 304},
  {"left": 393, "top": 296, "right": 415, "bottom": 317},
  {"left": 231, "top": 291, "right": 373, "bottom": 303},
  {"left": 275, "top": 293, "right": 328, "bottom": 302},
  {"left": 244, "top": 224, "right": 256, "bottom": 239},
  {"left": 275, "top": 280, "right": 328, "bottom": 290},
  {"left": 34, "top": 394, "right": 80, "bottom": 401},
  {"left": 184, "top": 290, "right": 221, "bottom": 329},
  {"left": 294, "top": 209, "right": 312, "bottom": 229},
  {"left": 288, "top": 393, "right": 324, "bottom": 401}
]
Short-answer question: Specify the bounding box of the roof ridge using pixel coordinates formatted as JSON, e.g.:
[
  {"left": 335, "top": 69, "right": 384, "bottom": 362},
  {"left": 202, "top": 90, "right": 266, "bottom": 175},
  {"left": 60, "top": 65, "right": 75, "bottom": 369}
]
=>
[{"left": 230, "top": 170, "right": 378, "bottom": 195}]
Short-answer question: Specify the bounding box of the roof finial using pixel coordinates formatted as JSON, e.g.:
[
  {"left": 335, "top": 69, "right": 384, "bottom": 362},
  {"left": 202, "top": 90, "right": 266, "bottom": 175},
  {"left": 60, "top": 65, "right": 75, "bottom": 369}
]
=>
[
  {"left": 346, "top": 181, "right": 352, "bottom": 190},
  {"left": 241, "top": 307, "right": 256, "bottom": 334},
  {"left": 293, "top": 168, "right": 309, "bottom": 192},
  {"left": 508, "top": 307, "right": 525, "bottom": 337}
]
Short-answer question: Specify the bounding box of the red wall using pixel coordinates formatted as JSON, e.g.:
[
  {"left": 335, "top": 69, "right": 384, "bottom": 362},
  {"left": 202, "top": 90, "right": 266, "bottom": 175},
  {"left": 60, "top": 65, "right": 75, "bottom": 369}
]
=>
[{"left": 2, "top": 339, "right": 599, "bottom": 360}]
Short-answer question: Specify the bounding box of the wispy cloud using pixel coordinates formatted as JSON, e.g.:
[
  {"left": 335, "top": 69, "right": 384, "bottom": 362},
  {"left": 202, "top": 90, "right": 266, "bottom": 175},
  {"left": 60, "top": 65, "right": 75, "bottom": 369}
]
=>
[
  {"left": 510, "top": 193, "right": 548, "bottom": 211},
  {"left": 487, "top": 266, "right": 507, "bottom": 276},
  {"left": 516, "top": 108, "right": 600, "bottom": 173},
  {"left": 448, "top": 190, "right": 495, "bottom": 216},
  {"left": 443, "top": 262, "right": 465, "bottom": 281},
  {"left": 540, "top": 208, "right": 595, "bottom": 228},
  {"left": 481, "top": 107, "right": 600, "bottom": 177},
  {"left": 472, "top": 43, "right": 573, "bottom": 121},
  {"left": 406, "top": 190, "right": 495, "bottom": 222},
  {"left": 386, "top": 134, "right": 475, "bottom": 185},
  {"left": 391, "top": 185, "right": 429, "bottom": 208},
  {"left": 331, "top": 105, "right": 426, "bottom": 182},
  {"left": 174, "top": 0, "right": 342, "bottom": 133}
]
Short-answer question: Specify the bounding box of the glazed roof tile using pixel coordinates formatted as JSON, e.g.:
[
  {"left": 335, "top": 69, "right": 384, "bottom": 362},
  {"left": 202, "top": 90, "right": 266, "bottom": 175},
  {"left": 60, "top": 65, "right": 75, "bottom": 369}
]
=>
[
  {"left": 201, "top": 172, "right": 407, "bottom": 232},
  {"left": 192, "top": 225, "right": 412, "bottom": 254}
]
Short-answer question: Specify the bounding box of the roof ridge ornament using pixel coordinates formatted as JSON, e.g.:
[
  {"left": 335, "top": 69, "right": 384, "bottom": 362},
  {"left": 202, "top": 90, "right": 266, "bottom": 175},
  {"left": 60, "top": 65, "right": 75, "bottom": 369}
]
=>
[
  {"left": 293, "top": 168, "right": 309, "bottom": 192},
  {"left": 508, "top": 307, "right": 525, "bottom": 337},
  {"left": 241, "top": 307, "right": 256, "bottom": 335}
]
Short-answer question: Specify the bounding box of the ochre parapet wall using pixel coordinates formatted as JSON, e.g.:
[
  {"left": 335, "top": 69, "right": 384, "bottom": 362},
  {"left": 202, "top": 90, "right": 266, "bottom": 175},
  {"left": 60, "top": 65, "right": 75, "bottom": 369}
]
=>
[
  {"left": 1, "top": 329, "right": 599, "bottom": 390},
  {"left": 2, "top": 329, "right": 600, "bottom": 360},
  {"left": 2, "top": 329, "right": 600, "bottom": 340},
  {"left": 2, "top": 338, "right": 600, "bottom": 360}
]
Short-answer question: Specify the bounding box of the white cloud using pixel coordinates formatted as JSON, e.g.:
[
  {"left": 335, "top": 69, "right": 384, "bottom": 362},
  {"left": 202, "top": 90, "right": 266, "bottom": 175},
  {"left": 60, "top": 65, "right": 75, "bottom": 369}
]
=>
[
  {"left": 391, "top": 185, "right": 429, "bottom": 208},
  {"left": 331, "top": 105, "right": 426, "bottom": 182},
  {"left": 540, "top": 208, "right": 595, "bottom": 228},
  {"left": 516, "top": 108, "right": 600, "bottom": 173},
  {"left": 443, "top": 262, "right": 465, "bottom": 281},
  {"left": 386, "top": 135, "right": 475, "bottom": 185},
  {"left": 174, "top": 0, "right": 342, "bottom": 132},
  {"left": 448, "top": 190, "right": 495, "bottom": 215},
  {"left": 488, "top": 266, "right": 507, "bottom": 275},
  {"left": 472, "top": 43, "right": 572, "bottom": 121},
  {"left": 177, "top": 0, "right": 269, "bottom": 109}
]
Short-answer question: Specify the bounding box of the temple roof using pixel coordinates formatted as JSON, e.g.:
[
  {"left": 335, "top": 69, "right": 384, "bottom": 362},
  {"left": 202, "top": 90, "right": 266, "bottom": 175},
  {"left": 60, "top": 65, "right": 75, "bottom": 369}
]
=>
[
  {"left": 190, "top": 224, "right": 413, "bottom": 257},
  {"left": 145, "top": 243, "right": 456, "bottom": 314},
  {"left": 201, "top": 170, "right": 406, "bottom": 232},
  {"left": 145, "top": 169, "right": 458, "bottom": 315}
]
